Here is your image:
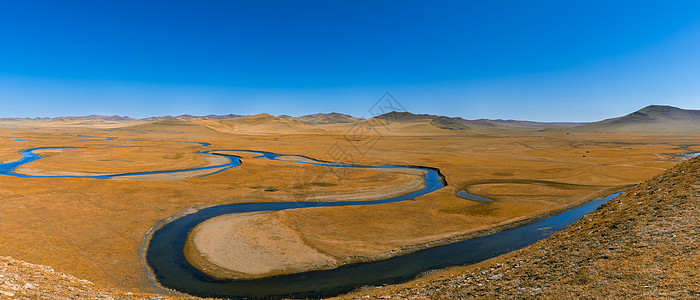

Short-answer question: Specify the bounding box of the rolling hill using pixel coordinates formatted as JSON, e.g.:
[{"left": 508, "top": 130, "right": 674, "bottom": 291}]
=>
[
  {"left": 567, "top": 105, "right": 700, "bottom": 134},
  {"left": 4, "top": 105, "right": 698, "bottom": 134},
  {"left": 369, "top": 112, "right": 585, "bottom": 132},
  {"left": 296, "top": 112, "right": 362, "bottom": 125},
  {"left": 117, "top": 118, "right": 219, "bottom": 133},
  {"left": 210, "top": 113, "right": 327, "bottom": 134}
]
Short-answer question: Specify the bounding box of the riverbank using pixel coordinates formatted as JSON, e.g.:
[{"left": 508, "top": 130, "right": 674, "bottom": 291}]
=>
[{"left": 342, "top": 156, "right": 700, "bottom": 299}]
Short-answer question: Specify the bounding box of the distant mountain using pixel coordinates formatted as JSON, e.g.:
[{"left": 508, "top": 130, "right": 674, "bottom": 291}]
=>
[
  {"left": 201, "top": 114, "right": 244, "bottom": 119},
  {"left": 490, "top": 119, "right": 585, "bottom": 128},
  {"left": 371, "top": 111, "right": 584, "bottom": 131},
  {"left": 372, "top": 111, "right": 436, "bottom": 122},
  {"left": 0, "top": 115, "right": 135, "bottom": 122},
  {"left": 297, "top": 112, "right": 362, "bottom": 125},
  {"left": 212, "top": 113, "right": 327, "bottom": 134},
  {"left": 428, "top": 116, "right": 469, "bottom": 130},
  {"left": 142, "top": 114, "right": 243, "bottom": 121},
  {"left": 568, "top": 105, "right": 700, "bottom": 134},
  {"left": 118, "top": 118, "right": 218, "bottom": 133},
  {"left": 226, "top": 113, "right": 291, "bottom": 125},
  {"left": 61, "top": 115, "right": 135, "bottom": 121},
  {"left": 7, "top": 107, "right": 697, "bottom": 134},
  {"left": 367, "top": 112, "right": 471, "bottom": 132},
  {"left": 140, "top": 116, "right": 175, "bottom": 121}
]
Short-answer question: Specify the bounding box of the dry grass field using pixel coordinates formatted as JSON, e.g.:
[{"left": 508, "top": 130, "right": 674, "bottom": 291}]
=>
[{"left": 0, "top": 114, "right": 697, "bottom": 295}]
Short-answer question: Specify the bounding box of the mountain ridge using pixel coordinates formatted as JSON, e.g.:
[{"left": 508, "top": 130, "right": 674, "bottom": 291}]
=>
[{"left": 2, "top": 106, "right": 699, "bottom": 133}]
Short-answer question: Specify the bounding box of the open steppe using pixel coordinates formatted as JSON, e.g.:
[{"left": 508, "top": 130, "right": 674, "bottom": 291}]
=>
[{"left": 0, "top": 106, "right": 698, "bottom": 297}]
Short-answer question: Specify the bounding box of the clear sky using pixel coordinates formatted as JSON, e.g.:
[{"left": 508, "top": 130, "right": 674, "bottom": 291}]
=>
[{"left": 1, "top": 1, "right": 699, "bottom": 121}]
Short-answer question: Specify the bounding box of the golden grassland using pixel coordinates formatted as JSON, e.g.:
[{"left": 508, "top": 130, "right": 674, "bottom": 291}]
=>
[{"left": 0, "top": 119, "right": 697, "bottom": 294}]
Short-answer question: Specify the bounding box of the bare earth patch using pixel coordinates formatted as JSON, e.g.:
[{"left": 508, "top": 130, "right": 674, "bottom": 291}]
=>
[{"left": 185, "top": 211, "right": 338, "bottom": 279}]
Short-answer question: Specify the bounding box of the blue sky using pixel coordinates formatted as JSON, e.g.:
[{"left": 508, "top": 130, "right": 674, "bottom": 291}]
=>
[{"left": 1, "top": 1, "right": 699, "bottom": 121}]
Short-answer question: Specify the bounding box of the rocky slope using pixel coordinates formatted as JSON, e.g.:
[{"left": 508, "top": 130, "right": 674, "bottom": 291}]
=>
[
  {"left": 342, "top": 156, "right": 700, "bottom": 299},
  {"left": 0, "top": 256, "right": 206, "bottom": 299}
]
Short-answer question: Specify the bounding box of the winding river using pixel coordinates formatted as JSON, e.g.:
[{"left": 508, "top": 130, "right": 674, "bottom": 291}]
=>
[
  {"left": 0, "top": 145, "right": 238, "bottom": 179},
  {"left": 145, "top": 152, "right": 618, "bottom": 298},
  {"left": 1, "top": 139, "right": 623, "bottom": 299}
]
